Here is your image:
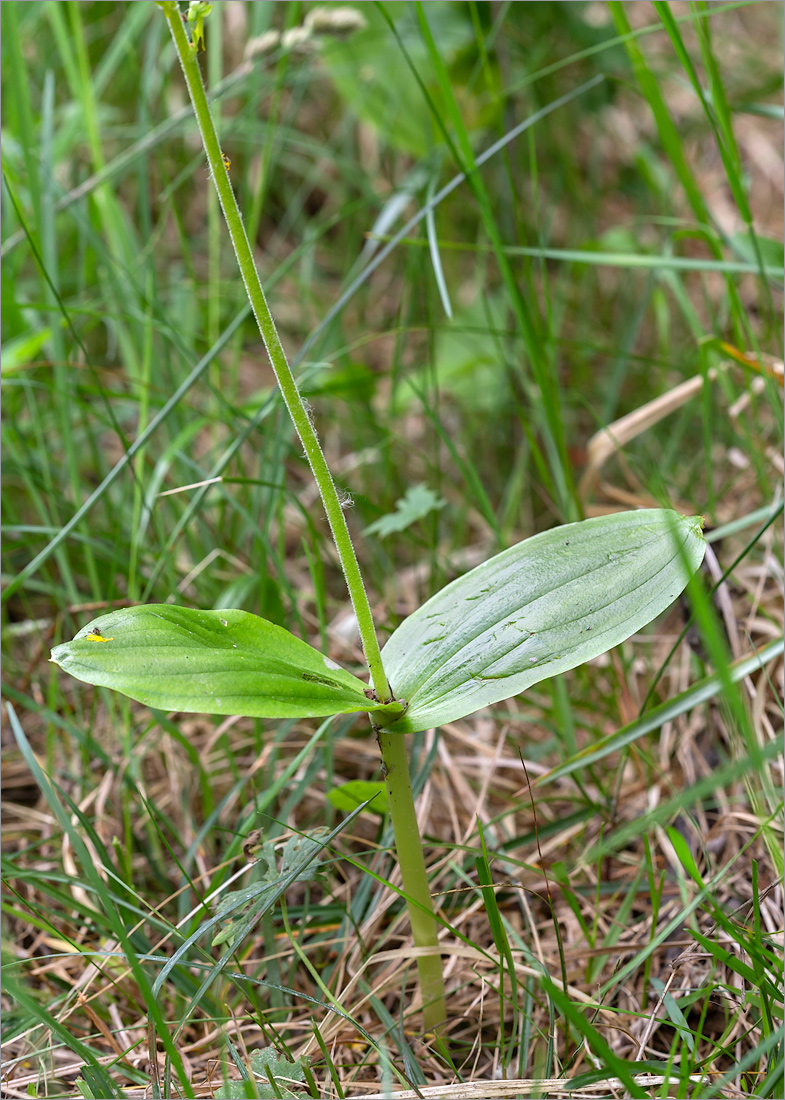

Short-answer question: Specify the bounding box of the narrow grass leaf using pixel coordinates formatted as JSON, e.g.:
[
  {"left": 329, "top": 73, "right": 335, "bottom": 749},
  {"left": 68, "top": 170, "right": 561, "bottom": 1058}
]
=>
[
  {"left": 589, "top": 745, "right": 783, "bottom": 870},
  {"left": 666, "top": 826, "right": 705, "bottom": 888},
  {"left": 690, "top": 929, "right": 761, "bottom": 987},
  {"left": 425, "top": 174, "right": 453, "bottom": 318},
  {"left": 3, "top": 972, "right": 123, "bottom": 1098},
  {"left": 7, "top": 703, "right": 195, "bottom": 1096},
  {"left": 374, "top": 234, "right": 783, "bottom": 277},
  {"left": 541, "top": 636, "right": 783, "bottom": 785},
  {"left": 2, "top": 307, "right": 250, "bottom": 604},
  {"left": 310, "top": 1022, "right": 346, "bottom": 1100},
  {"left": 540, "top": 974, "right": 650, "bottom": 1098},
  {"left": 650, "top": 976, "right": 695, "bottom": 1053}
]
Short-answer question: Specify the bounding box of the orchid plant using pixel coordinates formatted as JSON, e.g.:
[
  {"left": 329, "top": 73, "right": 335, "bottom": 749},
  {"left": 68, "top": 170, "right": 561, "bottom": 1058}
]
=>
[{"left": 50, "top": 2, "right": 706, "bottom": 1033}]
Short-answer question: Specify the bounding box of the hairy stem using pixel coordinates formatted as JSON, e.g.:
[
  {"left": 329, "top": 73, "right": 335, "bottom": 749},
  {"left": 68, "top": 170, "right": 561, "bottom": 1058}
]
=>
[{"left": 161, "top": 2, "right": 391, "bottom": 703}]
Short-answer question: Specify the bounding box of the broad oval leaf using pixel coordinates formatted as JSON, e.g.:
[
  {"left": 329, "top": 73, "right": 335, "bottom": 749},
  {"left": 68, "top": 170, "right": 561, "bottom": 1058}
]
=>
[
  {"left": 381, "top": 510, "right": 705, "bottom": 733},
  {"left": 50, "top": 605, "right": 403, "bottom": 721},
  {"left": 327, "top": 780, "right": 389, "bottom": 816}
]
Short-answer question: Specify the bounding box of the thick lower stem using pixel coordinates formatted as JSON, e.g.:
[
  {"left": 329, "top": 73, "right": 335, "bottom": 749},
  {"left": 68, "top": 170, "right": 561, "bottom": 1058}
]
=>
[{"left": 377, "top": 728, "right": 447, "bottom": 1032}]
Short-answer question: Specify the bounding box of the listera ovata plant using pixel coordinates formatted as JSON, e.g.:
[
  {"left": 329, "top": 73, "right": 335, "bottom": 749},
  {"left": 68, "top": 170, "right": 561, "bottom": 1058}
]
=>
[{"left": 50, "top": 2, "right": 707, "bottom": 1034}]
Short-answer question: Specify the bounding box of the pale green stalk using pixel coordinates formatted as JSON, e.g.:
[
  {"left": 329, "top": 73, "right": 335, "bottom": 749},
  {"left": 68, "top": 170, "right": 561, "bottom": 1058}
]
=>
[
  {"left": 207, "top": 4, "right": 222, "bottom": 415},
  {"left": 160, "top": 3, "right": 446, "bottom": 1032},
  {"left": 378, "top": 728, "right": 448, "bottom": 1028}
]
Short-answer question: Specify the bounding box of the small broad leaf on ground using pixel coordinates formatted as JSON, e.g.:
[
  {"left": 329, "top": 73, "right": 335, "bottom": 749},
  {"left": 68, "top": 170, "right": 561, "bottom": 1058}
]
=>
[
  {"left": 211, "top": 880, "right": 278, "bottom": 948},
  {"left": 327, "top": 780, "right": 389, "bottom": 815},
  {"left": 381, "top": 510, "right": 706, "bottom": 733},
  {"left": 50, "top": 605, "right": 404, "bottom": 722},
  {"left": 279, "top": 829, "right": 330, "bottom": 881},
  {"left": 212, "top": 829, "right": 329, "bottom": 947},
  {"left": 363, "top": 483, "right": 446, "bottom": 538},
  {"left": 215, "top": 1047, "right": 308, "bottom": 1099}
]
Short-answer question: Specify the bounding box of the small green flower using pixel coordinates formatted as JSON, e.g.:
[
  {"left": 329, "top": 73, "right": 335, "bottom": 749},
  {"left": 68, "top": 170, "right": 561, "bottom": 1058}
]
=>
[{"left": 186, "top": 1, "right": 213, "bottom": 53}]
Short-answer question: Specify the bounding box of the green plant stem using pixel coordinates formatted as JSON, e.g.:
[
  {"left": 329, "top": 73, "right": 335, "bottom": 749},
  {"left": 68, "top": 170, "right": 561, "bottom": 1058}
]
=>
[
  {"left": 161, "top": 2, "right": 391, "bottom": 704},
  {"left": 161, "top": 3, "right": 448, "bottom": 1029},
  {"left": 377, "top": 727, "right": 447, "bottom": 1032}
]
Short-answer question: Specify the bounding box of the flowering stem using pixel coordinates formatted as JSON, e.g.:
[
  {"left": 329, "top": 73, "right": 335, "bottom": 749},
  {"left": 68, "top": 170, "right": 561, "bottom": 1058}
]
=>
[
  {"left": 161, "top": 2, "right": 447, "bottom": 1033},
  {"left": 160, "top": 2, "right": 391, "bottom": 703}
]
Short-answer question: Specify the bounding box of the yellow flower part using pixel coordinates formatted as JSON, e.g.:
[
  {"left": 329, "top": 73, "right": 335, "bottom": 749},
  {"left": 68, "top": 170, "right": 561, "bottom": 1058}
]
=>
[{"left": 187, "top": 2, "right": 213, "bottom": 52}]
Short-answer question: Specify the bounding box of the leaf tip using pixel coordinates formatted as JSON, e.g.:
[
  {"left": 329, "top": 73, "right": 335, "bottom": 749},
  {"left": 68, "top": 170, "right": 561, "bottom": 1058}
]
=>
[{"left": 690, "top": 513, "right": 706, "bottom": 534}]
